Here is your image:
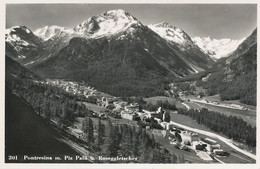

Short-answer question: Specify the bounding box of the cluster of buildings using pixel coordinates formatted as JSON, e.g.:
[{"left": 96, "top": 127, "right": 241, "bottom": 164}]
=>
[
  {"left": 168, "top": 126, "right": 226, "bottom": 161},
  {"left": 96, "top": 96, "right": 171, "bottom": 128},
  {"left": 193, "top": 137, "right": 226, "bottom": 161},
  {"left": 120, "top": 103, "right": 141, "bottom": 121},
  {"left": 98, "top": 97, "right": 121, "bottom": 108},
  {"left": 95, "top": 94, "right": 167, "bottom": 122},
  {"left": 44, "top": 79, "right": 99, "bottom": 98},
  {"left": 120, "top": 105, "right": 171, "bottom": 127}
]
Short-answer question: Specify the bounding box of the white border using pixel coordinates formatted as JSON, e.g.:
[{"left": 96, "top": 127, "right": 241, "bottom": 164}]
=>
[{"left": 0, "top": 1, "right": 259, "bottom": 169}]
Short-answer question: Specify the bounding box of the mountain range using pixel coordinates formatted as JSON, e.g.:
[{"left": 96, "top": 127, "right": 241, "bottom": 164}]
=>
[
  {"left": 192, "top": 36, "right": 244, "bottom": 60},
  {"left": 5, "top": 9, "right": 256, "bottom": 98}
]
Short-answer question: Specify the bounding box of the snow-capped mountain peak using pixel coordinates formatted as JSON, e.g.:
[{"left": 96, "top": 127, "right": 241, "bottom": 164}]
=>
[
  {"left": 5, "top": 26, "right": 36, "bottom": 48},
  {"left": 5, "top": 26, "right": 43, "bottom": 61},
  {"left": 6, "top": 26, "right": 32, "bottom": 35},
  {"left": 34, "top": 25, "right": 72, "bottom": 41},
  {"left": 148, "top": 22, "right": 193, "bottom": 46},
  {"left": 73, "top": 9, "right": 142, "bottom": 38},
  {"left": 192, "top": 36, "right": 245, "bottom": 60}
]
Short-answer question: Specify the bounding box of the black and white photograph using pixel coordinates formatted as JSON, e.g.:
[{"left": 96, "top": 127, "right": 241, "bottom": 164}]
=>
[{"left": 3, "top": 2, "right": 257, "bottom": 165}]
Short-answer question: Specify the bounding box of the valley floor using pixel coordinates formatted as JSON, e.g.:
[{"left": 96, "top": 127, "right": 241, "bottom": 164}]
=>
[{"left": 5, "top": 79, "right": 256, "bottom": 164}]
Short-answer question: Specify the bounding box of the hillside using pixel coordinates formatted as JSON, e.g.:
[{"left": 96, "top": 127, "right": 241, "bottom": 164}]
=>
[
  {"left": 5, "top": 55, "right": 41, "bottom": 81},
  {"left": 206, "top": 28, "right": 257, "bottom": 105},
  {"left": 33, "top": 33, "right": 179, "bottom": 97}
]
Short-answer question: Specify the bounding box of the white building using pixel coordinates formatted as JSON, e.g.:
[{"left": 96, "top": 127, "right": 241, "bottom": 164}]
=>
[{"left": 180, "top": 131, "right": 199, "bottom": 145}]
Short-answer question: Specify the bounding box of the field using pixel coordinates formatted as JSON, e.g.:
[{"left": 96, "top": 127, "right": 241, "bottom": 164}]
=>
[
  {"left": 82, "top": 102, "right": 106, "bottom": 113},
  {"left": 204, "top": 94, "right": 256, "bottom": 110},
  {"left": 144, "top": 96, "right": 186, "bottom": 109},
  {"left": 185, "top": 101, "right": 256, "bottom": 126},
  {"left": 170, "top": 112, "right": 214, "bottom": 133}
]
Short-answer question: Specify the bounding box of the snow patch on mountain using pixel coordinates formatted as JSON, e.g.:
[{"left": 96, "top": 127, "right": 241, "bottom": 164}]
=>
[
  {"left": 34, "top": 25, "right": 72, "bottom": 41},
  {"left": 192, "top": 36, "right": 245, "bottom": 60},
  {"left": 5, "top": 26, "right": 31, "bottom": 47},
  {"left": 18, "top": 55, "right": 26, "bottom": 59},
  {"left": 25, "top": 28, "right": 31, "bottom": 34},
  {"left": 5, "top": 26, "right": 21, "bottom": 34},
  {"left": 148, "top": 22, "right": 193, "bottom": 47},
  {"left": 74, "top": 9, "right": 142, "bottom": 38}
]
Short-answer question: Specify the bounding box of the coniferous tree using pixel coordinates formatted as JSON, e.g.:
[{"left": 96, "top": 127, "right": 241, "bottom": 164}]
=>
[
  {"left": 131, "top": 126, "right": 139, "bottom": 157},
  {"left": 120, "top": 125, "right": 132, "bottom": 156},
  {"left": 95, "top": 118, "right": 105, "bottom": 151},
  {"left": 82, "top": 117, "right": 94, "bottom": 146},
  {"left": 101, "top": 120, "right": 114, "bottom": 156},
  {"left": 88, "top": 117, "right": 94, "bottom": 145}
]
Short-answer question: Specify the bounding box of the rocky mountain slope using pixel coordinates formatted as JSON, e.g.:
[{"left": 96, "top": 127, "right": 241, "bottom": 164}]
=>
[
  {"left": 5, "top": 25, "right": 75, "bottom": 67},
  {"left": 5, "top": 26, "right": 44, "bottom": 64},
  {"left": 149, "top": 22, "right": 214, "bottom": 72}
]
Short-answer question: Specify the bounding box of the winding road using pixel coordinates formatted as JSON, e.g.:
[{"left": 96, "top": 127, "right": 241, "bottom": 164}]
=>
[{"left": 181, "top": 102, "right": 191, "bottom": 110}]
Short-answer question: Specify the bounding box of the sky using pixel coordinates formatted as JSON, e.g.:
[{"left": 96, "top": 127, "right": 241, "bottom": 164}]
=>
[{"left": 6, "top": 4, "right": 257, "bottom": 40}]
